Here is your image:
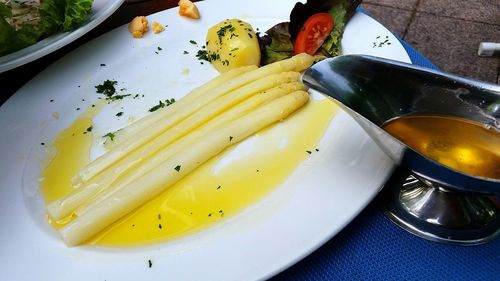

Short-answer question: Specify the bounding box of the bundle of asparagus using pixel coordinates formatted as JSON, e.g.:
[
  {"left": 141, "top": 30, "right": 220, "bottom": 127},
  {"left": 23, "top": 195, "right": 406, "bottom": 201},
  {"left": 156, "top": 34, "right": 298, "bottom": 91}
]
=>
[{"left": 46, "top": 53, "right": 315, "bottom": 246}]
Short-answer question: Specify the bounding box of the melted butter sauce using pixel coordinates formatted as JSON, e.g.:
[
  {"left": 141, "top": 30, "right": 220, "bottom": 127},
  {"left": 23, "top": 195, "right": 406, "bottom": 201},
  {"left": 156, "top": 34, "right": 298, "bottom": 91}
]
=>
[
  {"left": 41, "top": 103, "right": 104, "bottom": 206},
  {"left": 41, "top": 99, "right": 338, "bottom": 247}
]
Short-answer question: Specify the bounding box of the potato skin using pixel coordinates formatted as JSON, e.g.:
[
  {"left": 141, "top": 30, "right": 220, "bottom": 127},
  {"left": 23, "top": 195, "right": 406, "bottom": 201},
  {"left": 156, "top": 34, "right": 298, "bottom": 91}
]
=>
[{"left": 206, "top": 19, "right": 261, "bottom": 72}]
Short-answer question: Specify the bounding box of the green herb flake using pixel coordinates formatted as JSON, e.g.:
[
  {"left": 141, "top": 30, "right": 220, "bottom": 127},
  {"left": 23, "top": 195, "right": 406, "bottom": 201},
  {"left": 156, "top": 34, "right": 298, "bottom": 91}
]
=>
[
  {"left": 216, "top": 24, "right": 235, "bottom": 43},
  {"left": 148, "top": 98, "right": 176, "bottom": 112},
  {"left": 100, "top": 63, "right": 106, "bottom": 66},
  {"left": 103, "top": 132, "right": 116, "bottom": 141},
  {"left": 229, "top": 136, "right": 233, "bottom": 142},
  {"left": 157, "top": 46, "right": 162, "bottom": 51},
  {"left": 116, "top": 112, "right": 124, "bottom": 117},
  {"left": 183, "top": 50, "right": 189, "bottom": 54},
  {"left": 196, "top": 49, "right": 220, "bottom": 63},
  {"left": 306, "top": 150, "right": 312, "bottom": 154},
  {"left": 174, "top": 165, "right": 181, "bottom": 172},
  {"left": 158, "top": 223, "right": 162, "bottom": 229},
  {"left": 189, "top": 40, "right": 197, "bottom": 45},
  {"left": 107, "top": 94, "right": 131, "bottom": 101},
  {"left": 148, "top": 260, "right": 153, "bottom": 268},
  {"left": 86, "top": 126, "right": 93, "bottom": 132},
  {"left": 95, "top": 80, "right": 118, "bottom": 98}
]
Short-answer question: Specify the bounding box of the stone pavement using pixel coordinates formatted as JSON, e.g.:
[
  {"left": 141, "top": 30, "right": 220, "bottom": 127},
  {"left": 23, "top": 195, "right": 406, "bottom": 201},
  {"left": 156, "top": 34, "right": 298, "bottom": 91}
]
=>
[{"left": 361, "top": 0, "right": 500, "bottom": 84}]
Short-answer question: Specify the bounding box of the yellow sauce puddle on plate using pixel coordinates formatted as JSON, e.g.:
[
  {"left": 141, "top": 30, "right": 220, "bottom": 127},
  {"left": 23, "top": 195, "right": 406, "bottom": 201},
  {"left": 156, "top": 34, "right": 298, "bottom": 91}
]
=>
[{"left": 41, "top": 99, "right": 338, "bottom": 247}]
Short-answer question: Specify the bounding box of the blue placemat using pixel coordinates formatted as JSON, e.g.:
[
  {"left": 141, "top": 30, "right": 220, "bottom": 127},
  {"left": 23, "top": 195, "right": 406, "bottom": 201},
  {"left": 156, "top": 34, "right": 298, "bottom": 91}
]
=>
[{"left": 272, "top": 34, "right": 500, "bottom": 281}]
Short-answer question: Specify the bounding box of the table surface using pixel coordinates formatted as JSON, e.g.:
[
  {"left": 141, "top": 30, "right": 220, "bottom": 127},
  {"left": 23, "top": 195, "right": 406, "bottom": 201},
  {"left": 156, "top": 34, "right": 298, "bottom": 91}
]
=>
[{"left": 1, "top": 1, "right": 498, "bottom": 280}]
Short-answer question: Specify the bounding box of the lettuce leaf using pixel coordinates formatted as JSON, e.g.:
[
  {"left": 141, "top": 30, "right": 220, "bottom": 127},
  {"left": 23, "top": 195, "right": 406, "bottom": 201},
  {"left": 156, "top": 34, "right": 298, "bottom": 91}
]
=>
[
  {"left": 39, "top": 0, "right": 66, "bottom": 35},
  {"left": 320, "top": 1, "right": 349, "bottom": 57},
  {"left": 63, "top": 0, "right": 93, "bottom": 31},
  {"left": 259, "top": 22, "right": 295, "bottom": 65},
  {"left": 0, "top": 3, "right": 41, "bottom": 56},
  {"left": 0, "top": 0, "right": 93, "bottom": 57}
]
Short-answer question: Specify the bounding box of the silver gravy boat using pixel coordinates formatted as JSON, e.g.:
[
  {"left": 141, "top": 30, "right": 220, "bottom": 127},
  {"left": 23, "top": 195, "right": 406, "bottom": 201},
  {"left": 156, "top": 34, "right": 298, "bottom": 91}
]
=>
[{"left": 302, "top": 55, "right": 500, "bottom": 245}]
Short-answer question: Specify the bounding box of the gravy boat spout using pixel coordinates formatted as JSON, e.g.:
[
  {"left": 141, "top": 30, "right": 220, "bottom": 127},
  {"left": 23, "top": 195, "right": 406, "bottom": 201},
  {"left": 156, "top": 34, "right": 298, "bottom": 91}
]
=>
[{"left": 302, "top": 55, "right": 500, "bottom": 244}]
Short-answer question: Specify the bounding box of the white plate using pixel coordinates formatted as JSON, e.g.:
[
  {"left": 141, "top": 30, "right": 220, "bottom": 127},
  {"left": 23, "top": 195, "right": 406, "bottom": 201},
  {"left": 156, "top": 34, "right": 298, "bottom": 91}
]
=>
[
  {"left": 0, "top": 0, "right": 410, "bottom": 280},
  {"left": 0, "top": 0, "right": 124, "bottom": 73}
]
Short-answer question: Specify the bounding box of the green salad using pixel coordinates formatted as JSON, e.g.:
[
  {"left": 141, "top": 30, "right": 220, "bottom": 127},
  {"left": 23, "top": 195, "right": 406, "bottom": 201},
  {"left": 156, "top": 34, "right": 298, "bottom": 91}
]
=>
[{"left": 0, "top": 0, "right": 94, "bottom": 56}]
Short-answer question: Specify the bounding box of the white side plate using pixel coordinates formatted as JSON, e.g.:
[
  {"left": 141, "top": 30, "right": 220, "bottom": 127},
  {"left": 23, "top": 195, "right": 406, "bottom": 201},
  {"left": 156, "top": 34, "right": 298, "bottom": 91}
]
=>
[{"left": 0, "top": 0, "right": 125, "bottom": 72}]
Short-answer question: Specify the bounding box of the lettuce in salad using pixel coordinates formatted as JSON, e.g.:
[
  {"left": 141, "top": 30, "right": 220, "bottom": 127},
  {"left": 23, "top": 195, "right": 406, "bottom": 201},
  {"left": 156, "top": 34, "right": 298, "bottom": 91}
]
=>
[
  {"left": 0, "top": 0, "right": 93, "bottom": 56},
  {"left": 259, "top": 0, "right": 361, "bottom": 65}
]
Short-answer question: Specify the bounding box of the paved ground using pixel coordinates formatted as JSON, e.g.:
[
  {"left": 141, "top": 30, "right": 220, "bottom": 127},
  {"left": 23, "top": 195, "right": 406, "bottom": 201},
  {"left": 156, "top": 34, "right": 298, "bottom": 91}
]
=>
[{"left": 361, "top": 0, "right": 500, "bottom": 84}]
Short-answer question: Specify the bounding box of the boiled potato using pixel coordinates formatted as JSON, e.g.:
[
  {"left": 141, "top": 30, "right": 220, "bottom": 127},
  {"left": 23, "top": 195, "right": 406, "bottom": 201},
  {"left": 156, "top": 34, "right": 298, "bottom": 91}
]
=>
[{"left": 206, "top": 19, "right": 260, "bottom": 72}]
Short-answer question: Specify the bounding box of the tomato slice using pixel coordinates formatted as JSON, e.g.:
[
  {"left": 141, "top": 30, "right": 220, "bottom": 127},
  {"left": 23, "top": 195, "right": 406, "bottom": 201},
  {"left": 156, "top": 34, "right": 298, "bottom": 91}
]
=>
[{"left": 294, "top": 13, "right": 334, "bottom": 55}]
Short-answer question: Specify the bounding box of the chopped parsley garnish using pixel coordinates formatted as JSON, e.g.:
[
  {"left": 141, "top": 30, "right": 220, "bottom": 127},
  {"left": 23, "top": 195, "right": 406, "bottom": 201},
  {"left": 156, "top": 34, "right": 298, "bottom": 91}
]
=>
[
  {"left": 148, "top": 98, "right": 176, "bottom": 112},
  {"left": 183, "top": 50, "right": 189, "bottom": 54},
  {"left": 315, "top": 148, "right": 320, "bottom": 152},
  {"left": 174, "top": 165, "right": 181, "bottom": 172},
  {"left": 148, "top": 260, "right": 152, "bottom": 268},
  {"left": 373, "top": 35, "right": 391, "bottom": 48},
  {"left": 116, "top": 112, "right": 124, "bottom": 117},
  {"left": 103, "top": 132, "right": 116, "bottom": 141},
  {"left": 100, "top": 63, "right": 106, "bottom": 66},
  {"left": 107, "top": 94, "right": 131, "bottom": 101},
  {"left": 86, "top": 126, "right": 93, "bottom": 132},
  {"left": 157, "top": 46, "right": 162, "bottom": 51},
  {"left": 306, "top": 150, "right": 312, "bottom": 154},
  {"left": 158, "top": 224, "right": 162, "bottom": 229},
  {"left": 216, "top": 24, "right": 235, "bottom": 43},
  {"left": 229, "top": 136, "right": 233, "bottom": 141},
  {"left": 189, "top": 40, "right": 197, "bottom": 45},
  {"left": 40, "top": 142, "right": 45, "bottom": 146},
  {"left": 217, "top": 185, "right": 221, "bottom": 190},
  {"left": 95, "top": 80, "right": 118, "bottom": 98},
  {"left": 196, "top": 49, "right": 220, "bottom": 62}
]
